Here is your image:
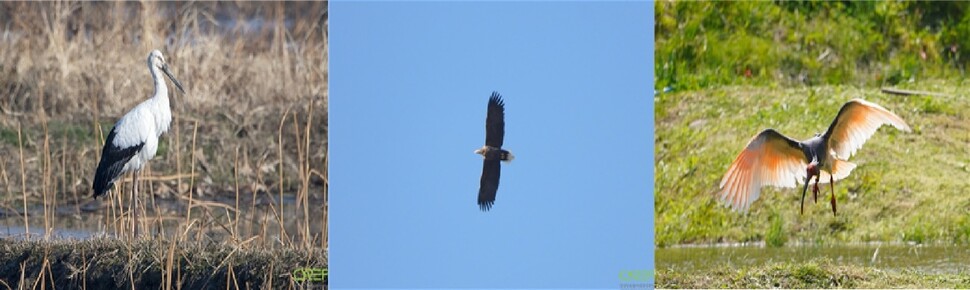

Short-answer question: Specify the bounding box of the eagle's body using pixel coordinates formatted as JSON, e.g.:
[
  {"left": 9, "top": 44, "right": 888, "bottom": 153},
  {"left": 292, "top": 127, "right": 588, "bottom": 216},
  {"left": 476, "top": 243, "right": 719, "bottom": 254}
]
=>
[
  {"left": 476, "top": 145, "right": 513, "bottom": 161},
  {"left": 475, "top": 92, "right": 513, "bottom": 211}
]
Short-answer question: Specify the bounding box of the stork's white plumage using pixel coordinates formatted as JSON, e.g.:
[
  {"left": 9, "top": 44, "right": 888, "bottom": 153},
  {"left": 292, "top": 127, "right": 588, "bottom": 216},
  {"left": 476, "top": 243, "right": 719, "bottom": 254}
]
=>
[{"left": 93, "top": 50, "right": 184, "bottom": 235}]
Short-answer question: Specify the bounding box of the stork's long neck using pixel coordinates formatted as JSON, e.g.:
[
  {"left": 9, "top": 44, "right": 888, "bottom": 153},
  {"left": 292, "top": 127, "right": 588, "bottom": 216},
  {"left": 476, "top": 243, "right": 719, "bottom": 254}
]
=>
[
  {"left": 150, "top": 65, "right": 169, "bottom": 105},
  {"left": 148, "top": 63, "right": 173, "bottom": 135}
]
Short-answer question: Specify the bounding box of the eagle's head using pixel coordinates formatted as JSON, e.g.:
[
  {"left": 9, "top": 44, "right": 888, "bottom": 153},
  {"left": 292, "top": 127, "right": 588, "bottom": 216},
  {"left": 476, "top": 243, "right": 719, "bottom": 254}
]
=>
[{"left": 474, "top": 146, "right": 488, "bottom": 156}]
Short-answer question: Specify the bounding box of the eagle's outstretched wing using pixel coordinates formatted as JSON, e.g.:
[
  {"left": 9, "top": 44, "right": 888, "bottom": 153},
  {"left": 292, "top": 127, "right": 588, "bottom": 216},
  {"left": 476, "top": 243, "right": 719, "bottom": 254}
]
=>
[
  {"left": 485, "top": 92, "right": 505, "bottom": 148},
  {"left": 478, "top": 158, "right": 501, "bottom": 211}
]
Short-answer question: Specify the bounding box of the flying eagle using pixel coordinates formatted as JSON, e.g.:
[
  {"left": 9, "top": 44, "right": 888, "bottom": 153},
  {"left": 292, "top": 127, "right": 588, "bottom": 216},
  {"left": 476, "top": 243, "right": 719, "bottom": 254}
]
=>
[{"left": 475, "top": 92, "right": 514, "bottom": 211}]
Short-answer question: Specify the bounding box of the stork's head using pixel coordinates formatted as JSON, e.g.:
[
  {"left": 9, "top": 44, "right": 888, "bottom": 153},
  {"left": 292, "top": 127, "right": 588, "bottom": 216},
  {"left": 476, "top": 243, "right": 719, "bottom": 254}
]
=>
[{"left": 147, "top": 49, "right": 186, "bottom": 94}]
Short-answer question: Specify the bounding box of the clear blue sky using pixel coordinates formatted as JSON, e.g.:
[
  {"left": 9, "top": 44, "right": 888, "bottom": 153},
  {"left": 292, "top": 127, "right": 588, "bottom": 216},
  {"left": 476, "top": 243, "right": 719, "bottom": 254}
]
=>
[{"left": 330, "top": 2, "right": 653, "bottom": 289}]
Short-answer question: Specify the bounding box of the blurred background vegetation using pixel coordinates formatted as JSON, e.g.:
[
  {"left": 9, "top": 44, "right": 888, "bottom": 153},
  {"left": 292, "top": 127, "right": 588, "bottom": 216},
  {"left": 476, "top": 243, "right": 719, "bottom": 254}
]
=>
[{"left": 656, "top": 1, "right": 970, "bottom": 90}]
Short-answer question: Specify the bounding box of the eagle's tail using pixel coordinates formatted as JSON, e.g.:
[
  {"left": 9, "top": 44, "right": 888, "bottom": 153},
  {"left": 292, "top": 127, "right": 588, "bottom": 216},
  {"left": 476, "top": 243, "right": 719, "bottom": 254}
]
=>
[{"left": 501, "top": 150, "right": 514, "bottom": 163}]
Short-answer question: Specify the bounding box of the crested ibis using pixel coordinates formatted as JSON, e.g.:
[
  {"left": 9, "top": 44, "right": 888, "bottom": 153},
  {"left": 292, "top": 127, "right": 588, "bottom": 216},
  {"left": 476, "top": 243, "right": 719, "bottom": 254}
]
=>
[{"left": 717, "top": 99, "right": 910, "bottom": 216}]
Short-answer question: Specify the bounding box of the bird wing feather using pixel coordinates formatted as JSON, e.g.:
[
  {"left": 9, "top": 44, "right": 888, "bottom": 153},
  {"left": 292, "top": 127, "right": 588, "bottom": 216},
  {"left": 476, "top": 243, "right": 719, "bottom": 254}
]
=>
[
  {"left": 823, "top": 99, "right": 910, "bottom": 161},
  {"left": 718, "top": 129, "right": 806, "bottom": 212},
  {"left": 478, "top": 159, "right": 501, "bottom": 211},
  {"left": 817, "top": 158, "right": 856, "bottom": 184},
  {"left": 92, "top": 127, "right": 146, "bottom": 198},
  {"left": 484, "top": 92, "right": 505, "bottom": 148},
  {"left": 112, "top": 104, "right": 158, "bottom": 148}
]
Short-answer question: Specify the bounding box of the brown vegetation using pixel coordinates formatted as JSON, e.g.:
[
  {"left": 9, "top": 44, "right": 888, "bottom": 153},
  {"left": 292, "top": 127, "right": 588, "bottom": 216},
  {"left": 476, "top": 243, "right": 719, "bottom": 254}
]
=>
[{"left": 0, "top": 1, "right": 327, "bottom": 288}]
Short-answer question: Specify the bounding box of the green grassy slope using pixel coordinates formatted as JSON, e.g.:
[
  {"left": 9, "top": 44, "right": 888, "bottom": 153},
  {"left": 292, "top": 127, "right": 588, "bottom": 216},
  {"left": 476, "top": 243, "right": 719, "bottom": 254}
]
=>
[{"left": 655, "top": 82, "right": 970, "bottom": 247}]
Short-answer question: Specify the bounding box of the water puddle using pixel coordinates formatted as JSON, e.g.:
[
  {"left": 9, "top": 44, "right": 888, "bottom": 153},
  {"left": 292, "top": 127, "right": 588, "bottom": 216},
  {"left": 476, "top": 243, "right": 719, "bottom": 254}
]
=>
[{"left": 0, "top": 193, "right": 325, "bottom": 244}]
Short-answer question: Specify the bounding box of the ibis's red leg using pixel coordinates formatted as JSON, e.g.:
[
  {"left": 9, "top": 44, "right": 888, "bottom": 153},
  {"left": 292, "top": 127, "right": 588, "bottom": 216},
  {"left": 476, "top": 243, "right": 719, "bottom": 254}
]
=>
[{"left": 829, "top": 174, "right": 837, "bottom": 216}]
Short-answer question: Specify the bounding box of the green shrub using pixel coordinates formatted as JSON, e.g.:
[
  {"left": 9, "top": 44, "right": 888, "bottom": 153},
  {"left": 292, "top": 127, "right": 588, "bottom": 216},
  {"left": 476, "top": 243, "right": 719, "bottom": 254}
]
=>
[
  {"left": 766, "top": 212, "right": 787, "bottom": 247},
  {"left": 656, "top": 1, "right": 970, "bottom": 90}
]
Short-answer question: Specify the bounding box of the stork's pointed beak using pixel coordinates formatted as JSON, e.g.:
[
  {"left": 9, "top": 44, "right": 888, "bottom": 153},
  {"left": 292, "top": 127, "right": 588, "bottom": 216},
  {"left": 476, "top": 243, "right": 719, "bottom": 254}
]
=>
[{"left": 161, "top": 63, "right": 185, "bottom": 94}]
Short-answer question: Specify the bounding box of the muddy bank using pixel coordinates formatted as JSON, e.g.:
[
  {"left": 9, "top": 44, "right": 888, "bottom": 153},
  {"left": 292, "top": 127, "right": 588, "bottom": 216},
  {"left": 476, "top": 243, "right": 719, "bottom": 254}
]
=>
[{"left": 0, "top": 237, "right": 327, "bottom": 289}]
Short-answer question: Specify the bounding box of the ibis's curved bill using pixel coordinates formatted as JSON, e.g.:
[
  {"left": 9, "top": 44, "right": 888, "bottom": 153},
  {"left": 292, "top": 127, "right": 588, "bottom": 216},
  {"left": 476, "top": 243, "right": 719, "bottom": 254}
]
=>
[{"left": 717, "top": 99, "right": 910, "bottom": 216}]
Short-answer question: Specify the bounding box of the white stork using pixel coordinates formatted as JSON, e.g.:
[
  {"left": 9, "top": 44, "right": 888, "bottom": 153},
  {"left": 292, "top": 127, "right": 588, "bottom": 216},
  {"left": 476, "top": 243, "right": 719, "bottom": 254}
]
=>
[{"left": 93, "top": 49, "right": 185, "bottom": 236}]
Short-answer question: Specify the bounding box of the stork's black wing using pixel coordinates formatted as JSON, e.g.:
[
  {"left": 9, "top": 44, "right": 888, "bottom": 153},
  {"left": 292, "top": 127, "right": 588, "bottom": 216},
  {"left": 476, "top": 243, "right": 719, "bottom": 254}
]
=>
[
  {"left": 478, "top": 158, "right": 501, "bottom": 211},
  {"left": 485, "top": 92, "right": 505, "bottom": 148},
  {"left": 92, "top": 127, "right": 144, "bottom": 199}
]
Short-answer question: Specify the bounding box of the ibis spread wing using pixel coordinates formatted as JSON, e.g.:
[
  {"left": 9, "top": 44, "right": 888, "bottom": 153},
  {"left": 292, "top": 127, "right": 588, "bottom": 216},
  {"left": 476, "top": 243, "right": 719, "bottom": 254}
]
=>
[
  {"left": 718, "top": 129, "right": 806, "bottom": 212},
  {"left": 478, "top": 159, "right": 501, "bottom": 211},
  {"left": 823, "top": 99, "right": 910, "bottom": 160},
  {"left": 484, "top": 92, "right": 505, "bottom": 148}
]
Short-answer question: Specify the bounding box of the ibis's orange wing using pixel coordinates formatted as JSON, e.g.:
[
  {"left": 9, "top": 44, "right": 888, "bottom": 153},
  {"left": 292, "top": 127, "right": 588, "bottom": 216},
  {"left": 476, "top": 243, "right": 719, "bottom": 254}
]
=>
[
  {"left": 824, "top": 99, "right": 910, "bottom": 160},
  {"left": 718, "top": 129, "right": 806, "bottom": 212}
]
